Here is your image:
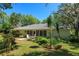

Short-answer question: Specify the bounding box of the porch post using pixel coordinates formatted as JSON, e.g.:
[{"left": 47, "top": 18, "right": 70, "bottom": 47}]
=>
[
  {"left": 35, "top": 30, "right": 36, "bottom": 37},
  {"left": 42, "top": 30, "right": 44, "bottom": 36},
  {"left": 38, "top": 30, "right": 40, "bottom": 36},
  {"left": 25, "top": 30, "right": 27, "bottom": 37},
  {"left": 46, "top": 30, "right": 48, "bottom": 37},
  {"left": 32, "top": 30, "right": 33, "bottom": 36}
]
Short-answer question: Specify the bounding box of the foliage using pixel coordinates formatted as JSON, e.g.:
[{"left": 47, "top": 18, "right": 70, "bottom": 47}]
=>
[
  {"left": 0, "top": 3, "right": 12, "bottom": 11},
  {"left": 9, "top": 13, "right": 40, "bottom": 28},
  {"left": 0, "top": 35, "right": 4, "bottom": 44},
  {"left": 12, "top": 30, "right": 20, "bottom": 37},
  {"left": 9, "top": 13, "right": 21, "bottom": 28},
  {"left": 26, "top": 15, "right": 40, "bottom": 25},
  {"left": 69, "top": 35, "right": 79, "bottom": 43},
  {"left": 12, "top": 30, "right": 26, "bottom": 37},
  {"left": 51, "top": 38, "right": 63, "bottom": 46},
  {"left": 47, "top": 15, "right": 53, "bottom": 27},
  {"left": 58, "top": 3, "right": 79, "bottom": 38},
  {"left": 0, "top": 12, "right": 11, "bottom": 33},
  {"left": 0, "top": 32, "right": 16, "bottom": 51},
  {"left": 21, "top": 15, "right": 40, "bottom": 26},
  {"left": 41, "top": 19, "right": 47, "bottom": 23},
  {"left": 35, "top": 36, "right": 49, "bottom": 45},
  {"left": 0, "top": 3, "right": 12, "bottom": 31},
  {"left": 2, "top": 23, "right": 11, "bottom": 33}
]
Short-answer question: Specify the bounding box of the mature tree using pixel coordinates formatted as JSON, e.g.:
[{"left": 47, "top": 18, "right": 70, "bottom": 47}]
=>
[
  {"left": 26, "top": 15, "right": 40, "bottom": 25},
  {"left": 0, "top": 3, "right": 12, "bottom": 32},
  {"left": 20, "top": 15, "right": 29, "bottom": 26},
  {"left": 58, "top": 3, "right": 79, "bottom": 38},
  {"left": 0, "top": 3, "right": 12, "bottom": 12},
  {"left": 20, "top": 15, "right": 40, "bottom": 26},
  {"left": 0, "top": 3, "right": 12, "bottom": 24},
  {"left": 9, "top": 13, "right": 21, "bottom": 28}
]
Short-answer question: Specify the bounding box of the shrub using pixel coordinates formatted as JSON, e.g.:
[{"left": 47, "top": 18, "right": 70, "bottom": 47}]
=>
[
  {"left": 0, "top": 32, "right": 16, "bottom": 52},
  {"left": 0, "top": 35, "right": 4, "bottom": 44},
  {"left": 51, "top": 38, "right": 63, "bottom": 46},
  {"left": 12, "top": 30, "right": 26, "bottom": 38},
  {"left": 3, "top": 33, "right": 16, "bottom": 49},
  {"left": 69, "top": 35, "right": 79, "bottom": 43},
  {"left": 0, "top": 35, "right": 5, "bottom": 50},
  {"left": 54, "top": 45, "right": 63, "bottom": 50},
  {"left": 12, "top": 30, "right": 20, "bottom": 37},
  {"left": 35, "top": 36, "right": 49, "bottom": 45}
]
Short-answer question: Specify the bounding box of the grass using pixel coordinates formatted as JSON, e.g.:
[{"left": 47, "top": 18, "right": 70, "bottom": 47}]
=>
[
  {"left": 22, "top": 42, "right": 79, "bottom": 56},
  {"left": 61, "top": 43, "right": 79, "bottom": 56},
  {"left": 0, "top": 39, "right": 79, "bottom": 56},
  {"left": 0, "top": 40, "right": 46, "bottom": 56}
]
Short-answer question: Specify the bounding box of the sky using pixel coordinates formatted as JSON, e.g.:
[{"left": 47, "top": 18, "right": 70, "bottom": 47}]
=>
[{"left": 4, "top": 3, "right": 61, "bottom": 20}]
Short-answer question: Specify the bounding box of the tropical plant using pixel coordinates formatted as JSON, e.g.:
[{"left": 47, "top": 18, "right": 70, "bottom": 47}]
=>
[
  {"left": 53, "top": 13, "right": 62, "bottom": 38},
  {"left": 47, "top": 15, "right": 53, "bottom": 49}
]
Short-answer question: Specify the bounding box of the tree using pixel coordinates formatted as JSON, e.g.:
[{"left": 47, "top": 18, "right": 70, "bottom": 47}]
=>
[
  {"left": 26, "top": 15, "right": 40, "bottom": 25},
  {"left": 0, "top": 4, "right": 16, "bottom": 51},
  {"left": 20, "top": 15, "right": 40, "bottom": 26},
  {"left": 53, "top": 13, "right": 64, "bottom": 39},
  {"left": 0, "top": 3, "right": 12, "bottom": 32},
  {"left": 9, "top": 13, "right": 21, "bottom": 28},
  {"left": 58, "top": 3, "right": 79, "bottom": 39},
  {"left": 20, "top": 15, "right": 29, "bottom": 26},
  {"left": 0, "top": 3, "right": 12, "bottom": 24},
  {"left": 0, "top": 3, "right": 12, "bottom": 12},
  {"left": 47, "top": 15, "right": 53, "bottom": 49}
]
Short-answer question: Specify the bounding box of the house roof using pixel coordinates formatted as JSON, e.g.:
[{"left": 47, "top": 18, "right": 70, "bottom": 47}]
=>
[{"left": 13, "top": 23, "right": 53, "bottom": 30}]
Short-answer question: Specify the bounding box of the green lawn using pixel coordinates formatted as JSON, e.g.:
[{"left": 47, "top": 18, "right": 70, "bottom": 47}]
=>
[
  {"left": 0, "top": 40, "right": 46, "bottom": 56},
  {"left": 0, "top": 39, "right": 79, "bottom": 56}
]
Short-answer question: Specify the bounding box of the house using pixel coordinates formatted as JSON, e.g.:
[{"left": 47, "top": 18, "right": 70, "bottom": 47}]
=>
[{"left": 13, "top": 23, "right": 55, "bottom": 38}]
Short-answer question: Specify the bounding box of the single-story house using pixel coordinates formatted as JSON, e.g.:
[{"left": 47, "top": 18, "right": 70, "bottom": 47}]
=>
[{"left": 13, "top": 23, "right": 55, "bottom": 39}]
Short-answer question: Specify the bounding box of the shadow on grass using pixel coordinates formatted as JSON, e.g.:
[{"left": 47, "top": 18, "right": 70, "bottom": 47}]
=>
[
  {"left": 68, "top": 43, "right": 79, "bottom": 50},
  {"left": 29, "top": 46, "right": 39, "bottom": 48},
  {"left": 0, "top": 44, "right": 20, "bottom": 54},
  {"left": 22, "top": 49, "right": 73, "bottom": 56},
  {"left": 14, "top": 45, "right": 20, "bottom": 49}
]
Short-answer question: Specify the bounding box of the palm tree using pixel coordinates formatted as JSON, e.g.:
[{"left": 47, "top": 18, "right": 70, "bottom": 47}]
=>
[
  {"left": 47, "top": 15, "right": 53, "bottom": 49},
  {"left": 53, "top": 13, "right": 61, "bottom": 39}
]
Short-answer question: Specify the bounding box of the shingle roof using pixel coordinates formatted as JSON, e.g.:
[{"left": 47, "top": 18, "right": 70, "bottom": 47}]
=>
[{"left": 13, "top": 23, "right": 51, "bottom": 30}]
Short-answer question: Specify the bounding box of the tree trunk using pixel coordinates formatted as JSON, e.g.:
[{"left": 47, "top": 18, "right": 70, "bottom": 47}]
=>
[
  {"left": 73, "top": 16, "right": 79, "bottom": 39},
  {"left": 56, "top": 23, "right": 60, "bottom": 39},
  {"left": 69, "top": 24, "right": 73, "bottom": 35},
  {"left": 74, "top": 21, "right": 79, "bottom": 39},
  {"left": 49, "top": 28, "right": 52, "bottom": 49},
  {"left": 75, "top": 29, "right": 78, "bottom": 38}
]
